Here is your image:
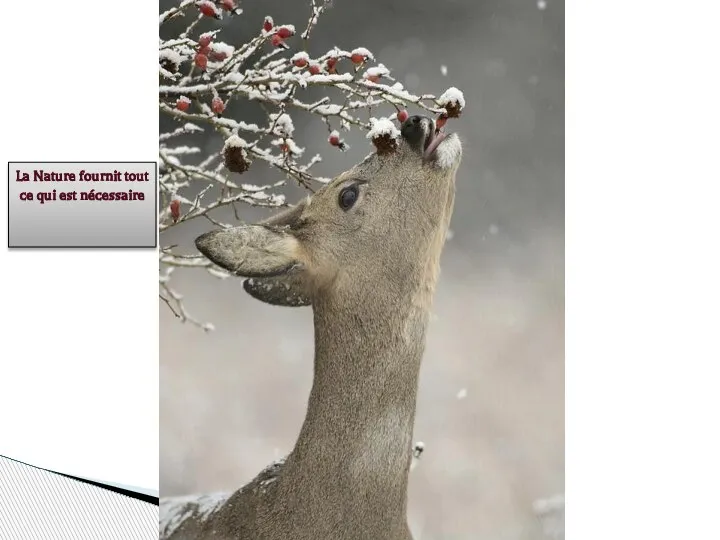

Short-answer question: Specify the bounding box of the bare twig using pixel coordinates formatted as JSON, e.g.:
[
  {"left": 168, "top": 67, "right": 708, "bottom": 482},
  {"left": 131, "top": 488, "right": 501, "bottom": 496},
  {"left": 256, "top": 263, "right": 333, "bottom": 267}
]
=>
[{"left": 158, "top": 0, "right": 465, "bottom": 329}]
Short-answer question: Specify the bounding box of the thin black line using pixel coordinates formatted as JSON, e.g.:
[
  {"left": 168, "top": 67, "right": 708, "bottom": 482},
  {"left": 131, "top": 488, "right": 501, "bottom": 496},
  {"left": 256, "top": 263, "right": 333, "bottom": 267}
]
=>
[
  {"left": 0, "top": 454, "right": 159, "bottom": 506},
  {"left": 8, "top": 161, "right": 157, "bottom": 163},
  {"left": 8, "top": 246, "right": 157, "bottom": 249}
]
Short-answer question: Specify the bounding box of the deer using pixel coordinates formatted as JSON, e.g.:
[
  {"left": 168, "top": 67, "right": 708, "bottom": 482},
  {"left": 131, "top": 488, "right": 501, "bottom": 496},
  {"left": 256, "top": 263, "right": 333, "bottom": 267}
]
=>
[{"left": 160, "top": 115, "right": 463, "bottom": 540}]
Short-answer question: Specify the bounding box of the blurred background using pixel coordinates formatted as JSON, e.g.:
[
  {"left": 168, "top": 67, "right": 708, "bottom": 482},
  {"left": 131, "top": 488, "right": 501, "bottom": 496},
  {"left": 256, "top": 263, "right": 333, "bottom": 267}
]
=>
[{"left": 160, "top": 0, "right": 564, "bottom": 538}]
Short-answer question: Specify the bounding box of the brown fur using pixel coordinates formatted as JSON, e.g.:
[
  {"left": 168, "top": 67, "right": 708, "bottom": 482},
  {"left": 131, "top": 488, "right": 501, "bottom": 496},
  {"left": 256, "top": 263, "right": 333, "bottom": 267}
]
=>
[{"left": 161, "top": 117, "right": 462, "bottom": 540}]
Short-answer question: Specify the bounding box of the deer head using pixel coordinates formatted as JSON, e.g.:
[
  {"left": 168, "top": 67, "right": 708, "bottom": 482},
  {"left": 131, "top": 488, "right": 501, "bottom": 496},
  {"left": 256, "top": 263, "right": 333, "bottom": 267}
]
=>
[{"left": 195, "top": 115, "right": 462, "bottom": 307}]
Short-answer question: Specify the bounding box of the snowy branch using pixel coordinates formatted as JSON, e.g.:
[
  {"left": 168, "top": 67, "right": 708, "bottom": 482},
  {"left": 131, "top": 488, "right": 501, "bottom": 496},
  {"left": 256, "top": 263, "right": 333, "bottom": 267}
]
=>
[{"left": 158, "top": 0, "right": 465, "bottom": 328}]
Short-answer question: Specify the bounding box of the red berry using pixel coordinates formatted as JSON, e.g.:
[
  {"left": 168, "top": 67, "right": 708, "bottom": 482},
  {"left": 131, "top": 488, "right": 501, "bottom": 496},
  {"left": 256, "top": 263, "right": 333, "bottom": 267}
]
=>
[
  {"left": 326, "top": 56, "right": 338, "bottom": 73},
  {"left": 397, "top": 109, "right": 409, "bottom": 123},
  {"left": 209, "top": 50, "right": 228, "bottom": 61},
  {"left": 176, "top": 97, "right": 191, "bottom": 111},
  {"left": 350, "top": 48, "right": 373, "bottom": 65},
  {"left": 263, "top": 16, "right": 274, "bottom": 32},
  {"left": 198, "top": 45, "right": 211, "bottom": 55},
  {"left": 220, "top": 0, "right": 237, "bottom": 12},
  {"left": 276, "top": 26, "right": 294, "bottom": 39},
  {"left": 328, "top": 132, "right": 340, "bottom": 146},
  {"left": 198, "top": 33, "right": 213, "bottom": 48},
  {"left": 212, "top": 97, "right": 225, "bottom": 115},
  {"left": 194, "top": 53, "right": 208, "bottom": 70},
  {"left": 170, "top": 199, "right": 180, "bottom": 223},
  {"left": 365, "top": 74, "right": 380, "bottom": 83},
  {"left": 198, "top": 1, "right": 219, "bottom": 18},
  {"left": 271, "top": 34, "right": 287, "bottom": 48},
  {"left": 294, "top": 58, "right": 307, "bottom": 68},
  {"left": 436, "top": 115, "right": 448, "bottom": 130},
  {"left": 309, "top": 63, "right": 321, "bottom": 75},
  {"left": 280, "top": 143, "right": 289, "bottom": 153}
]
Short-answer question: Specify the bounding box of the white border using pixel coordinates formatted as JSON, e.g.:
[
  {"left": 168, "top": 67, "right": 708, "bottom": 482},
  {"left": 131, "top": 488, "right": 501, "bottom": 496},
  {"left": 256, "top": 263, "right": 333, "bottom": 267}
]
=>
[
  {"left": 567, "top": 1, "right": 720, "bottom": 538},
  {"left": 1, "top": 0, "right": 720, "bottom": 537},
  {"left": 0, "top": 0, "right": 158, "bottom": 491}
]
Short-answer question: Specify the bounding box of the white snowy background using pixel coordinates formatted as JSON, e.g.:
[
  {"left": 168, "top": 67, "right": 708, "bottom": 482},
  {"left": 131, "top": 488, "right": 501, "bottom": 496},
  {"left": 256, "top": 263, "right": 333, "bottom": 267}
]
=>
[{"left": 159, "top": 1, "right": 564, "bottom": 539}]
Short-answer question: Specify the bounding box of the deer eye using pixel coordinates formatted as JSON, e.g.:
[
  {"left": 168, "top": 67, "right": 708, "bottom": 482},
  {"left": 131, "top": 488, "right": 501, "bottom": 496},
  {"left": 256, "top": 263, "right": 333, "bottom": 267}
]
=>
[{"left": 338, "top": 185, "right": 359, "bottom": 210}]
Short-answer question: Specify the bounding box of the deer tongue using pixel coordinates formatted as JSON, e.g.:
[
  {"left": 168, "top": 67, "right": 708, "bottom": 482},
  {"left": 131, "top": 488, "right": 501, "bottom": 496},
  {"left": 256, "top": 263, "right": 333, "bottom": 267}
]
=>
[{"left": 423, "top": 130, "right": 447, "bottom": 160}]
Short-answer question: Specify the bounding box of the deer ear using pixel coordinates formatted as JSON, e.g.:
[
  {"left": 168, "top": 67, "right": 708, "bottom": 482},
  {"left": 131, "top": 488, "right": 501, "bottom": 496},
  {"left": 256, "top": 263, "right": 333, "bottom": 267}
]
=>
[
  {"left": 242, "top": 273, "right": 311, "bottom": 307},
  {"left": 258, "top": 198, "right": 308, "bottom": 228},
  {"left": 232, "top": 199, "right": 312, "bottom": 305},
  {"left": 195, "top": 225, "right": 304, "bottom": 278}
]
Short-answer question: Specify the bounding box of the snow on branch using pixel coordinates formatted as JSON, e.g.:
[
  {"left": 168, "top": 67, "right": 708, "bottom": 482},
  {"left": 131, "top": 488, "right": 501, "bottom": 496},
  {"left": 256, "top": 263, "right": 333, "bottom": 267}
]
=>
[{"left": 158, "top": 0, "right": 466, "bottom": 329}]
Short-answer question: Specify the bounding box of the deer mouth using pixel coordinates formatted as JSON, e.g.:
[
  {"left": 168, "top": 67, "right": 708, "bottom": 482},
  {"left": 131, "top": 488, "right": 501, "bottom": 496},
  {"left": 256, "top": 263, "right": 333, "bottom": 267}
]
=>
[
  {"left": 423, "top": 128, "right": 447, "bottom": 160},
  {"left": 399, "top": 115, "right": 458, "bottom": 166},
  {"left": 423, "top": 122, "right": 461, "bottom": 169}
]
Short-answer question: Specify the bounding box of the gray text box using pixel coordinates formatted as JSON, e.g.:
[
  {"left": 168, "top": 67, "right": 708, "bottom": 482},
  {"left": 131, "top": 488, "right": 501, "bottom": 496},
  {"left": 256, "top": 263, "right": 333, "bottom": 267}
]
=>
[{"left": 8, "top": 162, "right": 157, "bottom": 248}]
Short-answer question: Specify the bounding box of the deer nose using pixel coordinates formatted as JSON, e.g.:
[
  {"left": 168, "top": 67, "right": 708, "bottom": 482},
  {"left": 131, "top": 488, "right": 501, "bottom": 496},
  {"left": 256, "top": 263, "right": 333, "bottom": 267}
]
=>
[{"left": 400, "top": 115, "right": 432, "bottom": 151}]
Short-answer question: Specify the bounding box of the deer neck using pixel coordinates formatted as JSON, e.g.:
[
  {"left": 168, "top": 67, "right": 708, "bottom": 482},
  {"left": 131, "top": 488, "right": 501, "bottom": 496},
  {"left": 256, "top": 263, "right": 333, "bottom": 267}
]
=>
[
  {"left": 282, "top": 292, "right": 427, "bottom": 514},
  {"left": 278, "top": 181, "right": 455, "bottom": 525},
  {"left": 279, "top": 257, "right": 444, "bottom": 527}
]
